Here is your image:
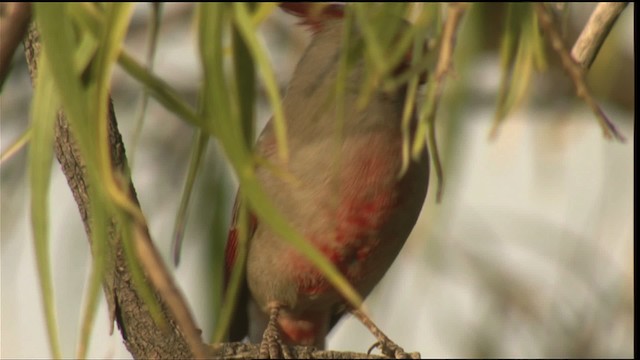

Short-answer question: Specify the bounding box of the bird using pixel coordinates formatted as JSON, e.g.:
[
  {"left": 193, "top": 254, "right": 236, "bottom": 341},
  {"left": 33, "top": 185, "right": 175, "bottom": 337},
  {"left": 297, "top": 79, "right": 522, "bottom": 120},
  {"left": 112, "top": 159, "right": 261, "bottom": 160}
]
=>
[{"left": 224, "top": 3, "right": 429, "bottom": 358}]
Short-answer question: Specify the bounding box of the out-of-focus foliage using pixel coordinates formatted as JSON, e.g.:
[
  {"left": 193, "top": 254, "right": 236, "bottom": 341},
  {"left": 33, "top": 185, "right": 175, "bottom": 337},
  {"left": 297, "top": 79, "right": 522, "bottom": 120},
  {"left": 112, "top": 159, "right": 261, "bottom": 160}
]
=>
[{"left": 0, "top": 2, "right": 633, "bottom": 358}]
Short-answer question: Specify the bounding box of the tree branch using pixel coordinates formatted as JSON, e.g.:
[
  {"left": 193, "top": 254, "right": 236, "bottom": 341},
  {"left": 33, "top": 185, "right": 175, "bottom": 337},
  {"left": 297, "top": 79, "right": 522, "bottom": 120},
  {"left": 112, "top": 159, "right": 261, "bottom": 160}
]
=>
[
  {"left": 211, "top": 342, "right": 395, "bottom": 359},
  {"left": 417, "top": 2, "right": 469, "bottom": 203},
  {"left": 571, "top": 2, "right": 629, "bottom": 70},
  {"left": 534, "top": 3, "right": 626, "bottom": 142},
  {"left": 24, "top": 22, "right": 198, "bottom": 359}
]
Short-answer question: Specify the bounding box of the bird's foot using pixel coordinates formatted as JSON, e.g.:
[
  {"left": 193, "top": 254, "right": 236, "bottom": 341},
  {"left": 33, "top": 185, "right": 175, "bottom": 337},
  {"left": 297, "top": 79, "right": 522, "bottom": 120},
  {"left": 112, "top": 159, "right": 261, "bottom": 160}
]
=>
[
  {"left": 367, "top": 340, "right": 420, "bottom": 359},
  {"left": 352, "top": 308, "right": 420, "bottom": 359},
  {"left": 259, "top": 303, "right": 293, "bottom": 359}
]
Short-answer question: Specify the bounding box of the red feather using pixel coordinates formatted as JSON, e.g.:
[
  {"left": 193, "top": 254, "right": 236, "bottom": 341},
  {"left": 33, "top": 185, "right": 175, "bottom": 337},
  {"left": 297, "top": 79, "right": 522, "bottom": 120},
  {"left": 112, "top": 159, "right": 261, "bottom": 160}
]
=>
[{"left": 224, "top": 196, "right": 258, "bottom": 286}]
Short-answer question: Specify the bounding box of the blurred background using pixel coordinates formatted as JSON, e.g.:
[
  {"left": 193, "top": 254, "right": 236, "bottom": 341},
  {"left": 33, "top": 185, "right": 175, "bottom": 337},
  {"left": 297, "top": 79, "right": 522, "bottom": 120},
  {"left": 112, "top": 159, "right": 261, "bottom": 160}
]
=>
[{"left": 1, "top": 3, "right": 633, "bottom": 358}]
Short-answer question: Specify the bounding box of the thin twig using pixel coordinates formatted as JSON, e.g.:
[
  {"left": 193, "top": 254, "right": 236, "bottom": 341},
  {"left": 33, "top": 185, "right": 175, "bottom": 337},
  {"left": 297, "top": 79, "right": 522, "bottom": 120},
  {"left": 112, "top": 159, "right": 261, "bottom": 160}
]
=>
[
  {"left": 350, "top": 308, "right": 420, "bottom": 359},
  {"left": 425, "top": 2, "right": 469, "bottom": 203},
  {"left": 132, "top": 220, "right": 211, "bottom": 358},
  {"left": 534, "top": 3, "right": 626, "bottom": 142},
  {"left": 571, "top": 2, "right": 629, "bottom": 70},
  {"left": 434, "top": 4, "right": 467, "bottom": 82},
  {"left": 0, "top": 128, "right": 31, "bottom": 164}
]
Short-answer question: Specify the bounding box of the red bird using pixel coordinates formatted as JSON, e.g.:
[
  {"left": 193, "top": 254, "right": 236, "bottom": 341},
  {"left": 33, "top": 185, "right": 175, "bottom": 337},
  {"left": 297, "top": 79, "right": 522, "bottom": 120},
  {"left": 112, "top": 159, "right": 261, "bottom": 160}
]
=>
[{"left": 224, "top": 3, "right": 429, "bottom": 358}]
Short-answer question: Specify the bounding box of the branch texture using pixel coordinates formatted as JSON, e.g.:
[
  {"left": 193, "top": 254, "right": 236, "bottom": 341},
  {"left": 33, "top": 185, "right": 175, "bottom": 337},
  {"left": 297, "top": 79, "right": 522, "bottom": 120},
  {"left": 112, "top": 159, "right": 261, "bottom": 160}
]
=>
[
  {"left": 24, "top": 22, "right": 195, "bottom": 359},
  {"left": 571, "top": 2, "right": 629, "bottom": 70},
  {"left": 535, "top": 3, "right": 626, "bottom": 142}
]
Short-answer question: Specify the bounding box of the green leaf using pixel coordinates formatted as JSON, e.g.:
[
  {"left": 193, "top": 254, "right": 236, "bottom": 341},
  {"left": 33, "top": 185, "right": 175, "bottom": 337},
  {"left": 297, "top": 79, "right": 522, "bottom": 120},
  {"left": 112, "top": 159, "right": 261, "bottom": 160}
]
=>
[
  {"left": 130, "top": 3, "right": 164, "bottom": 168},
  {"left": 75, "top": 4, "right": 160, "bottom": 356},
  {"left": 197, "top": 3, "right": 235, "bottom": 342},
  {"left": 89, "top": 3, "right": 139, "bottom": 212},
  {"left": 399, "top": 34, "right": 426, "bottom": 178},
  {"left": 76, "top": 185, "right": 109, "bottom": 359},
  {"left": 490, "top": 3, "right": 545, "bottom": 139},
  {"left": 68, "top": 2, "right": 201, "bottom": 129},
  {"left": 29, "top": 50, "right": 62, "bottom": 360},
  {"left": 116, "top": 208, "right": 168, "bottom": 329},
  {"left": 35, "top": 3, "right": 89, "bottom": 137},
  {"left": 118, "top": 52, "right": 202, "bottom": 128},
  {"left": 172, "top": 131, "right": 209, "bottom": 266},
  {"left": 207, "top": 163, "right": 233, "bottom": 343},
  {"left": 212, "top": 196, "right": 249, "bottom": 343},
  {"left": 232, "top": 2, "right": 289, "bottom": 163},
  {"left": 37, "top": 4, "right": 167, "bottom": 352},
  {"left": 233, "top": 12, "right": 256, "bottom": 148}
]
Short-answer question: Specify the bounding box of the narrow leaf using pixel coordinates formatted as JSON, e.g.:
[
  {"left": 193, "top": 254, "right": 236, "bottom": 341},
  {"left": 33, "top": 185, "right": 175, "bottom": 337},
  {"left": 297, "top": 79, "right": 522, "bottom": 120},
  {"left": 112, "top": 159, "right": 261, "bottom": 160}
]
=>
[{"left": 29, "top": 52, "right": 62, "bottom": 359}]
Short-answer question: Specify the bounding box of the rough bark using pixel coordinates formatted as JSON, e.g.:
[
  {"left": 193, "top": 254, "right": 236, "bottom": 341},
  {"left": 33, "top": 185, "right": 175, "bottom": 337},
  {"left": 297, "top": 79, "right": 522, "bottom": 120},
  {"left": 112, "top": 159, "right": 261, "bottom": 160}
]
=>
[{"left": 24, "top": 22, "right": 193, "bottom": 359}]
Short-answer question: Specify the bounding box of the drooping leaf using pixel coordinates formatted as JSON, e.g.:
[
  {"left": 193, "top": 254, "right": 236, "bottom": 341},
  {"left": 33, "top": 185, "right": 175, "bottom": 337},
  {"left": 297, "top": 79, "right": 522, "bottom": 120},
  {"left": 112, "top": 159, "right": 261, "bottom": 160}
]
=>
[{"left": 28, "top": 43, "right": 62, "bottom": 360}]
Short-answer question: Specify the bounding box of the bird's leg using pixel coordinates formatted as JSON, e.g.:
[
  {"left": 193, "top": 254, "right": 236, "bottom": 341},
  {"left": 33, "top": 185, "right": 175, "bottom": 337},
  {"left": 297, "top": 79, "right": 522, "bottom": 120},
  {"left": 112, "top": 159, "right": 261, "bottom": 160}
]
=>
[
  {"left": 350, "top": 308, "right": 420, "bottom": 359},
  {"left": 259, "top": 302, "right": 292, "bottom": 359}
]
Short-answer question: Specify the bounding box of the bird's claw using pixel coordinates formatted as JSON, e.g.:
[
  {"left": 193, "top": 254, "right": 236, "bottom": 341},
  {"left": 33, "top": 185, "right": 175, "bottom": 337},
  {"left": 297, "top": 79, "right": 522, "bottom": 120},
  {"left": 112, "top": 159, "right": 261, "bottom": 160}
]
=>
[
  {"left": 258, "top": 303, "right": 293, "bottom": 359},
  {"left": 368, "top": 340, "right": 420, "bottom": 359},
  {"left": 258, "top": 330, "right": 293, "bottom": 359},
  {"left": 353, "top": 308, "right": 420, "bottom": 359}
]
